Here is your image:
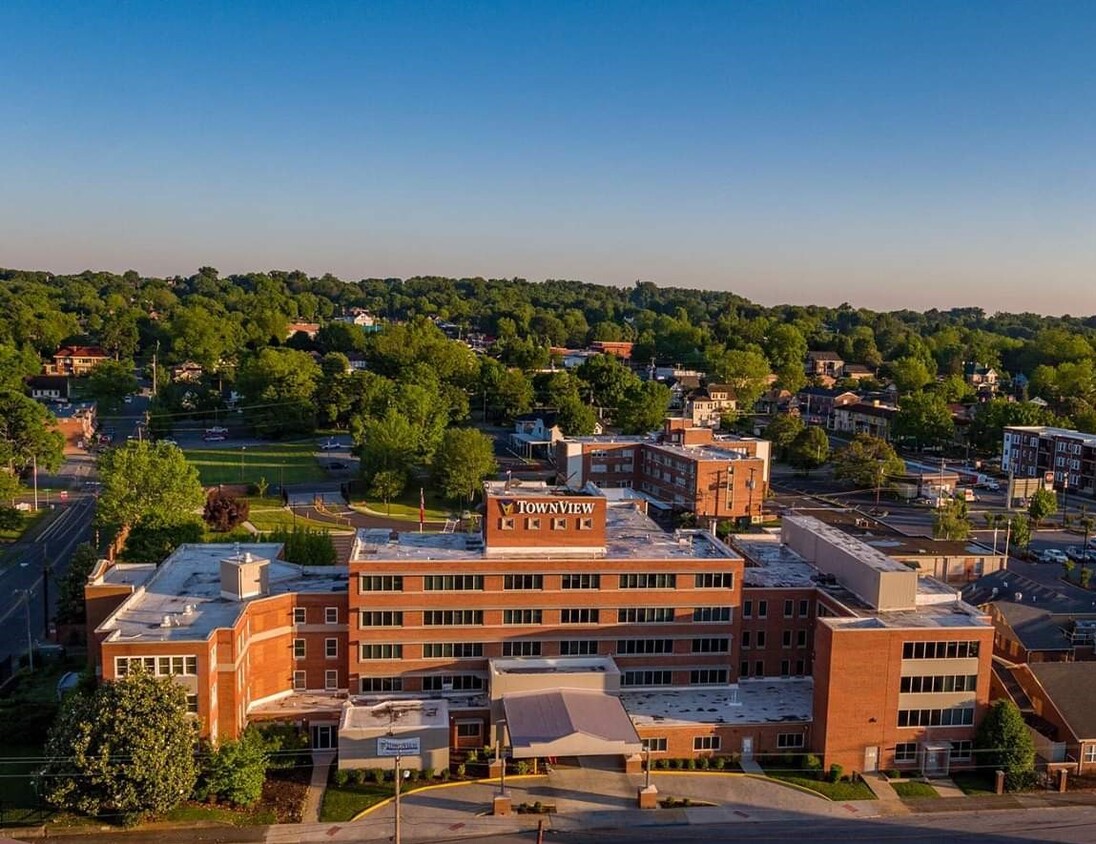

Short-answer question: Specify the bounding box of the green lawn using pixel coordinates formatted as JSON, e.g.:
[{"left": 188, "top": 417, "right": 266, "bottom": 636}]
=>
[
  {"left": 0, "top": 509, "right": 48, "bottom": 542},
  {"left": 320, "top": 782, "right": 393, "bottom": 822},
  {"left": 246, "top": 498, "right": 354, "bottom": 533},
  {"left": 891, "top": 780, "right": 940, "bottom": 799},
  {"left": 0, "top": 743, "right": 48, "bottom": 826},
  {"left": 163, "top": 803, "right": 276, "bottom": 826},
  {"left": 951, "top": 771, "right": 998, "bottom": 796},
  {"left": 350, "top": 488, "right": 452, "bottom": 522},
  {"left": 767, "top": 773, "right": 876, "bottom": 801},
  {"left": 183, "top": 443, "right": 327, "bottom": 486}
]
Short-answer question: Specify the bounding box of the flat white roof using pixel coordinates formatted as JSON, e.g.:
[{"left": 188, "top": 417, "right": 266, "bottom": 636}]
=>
[
  {"left": 622, "top": 678, "right": 813, "bottom": 728},
  {"left": 341, "top": 699, "right": 450, "bottom": 731}
]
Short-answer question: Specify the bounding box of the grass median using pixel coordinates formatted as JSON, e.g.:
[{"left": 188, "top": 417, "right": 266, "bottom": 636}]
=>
[{"left": 183, "top": 443, "right": 327, "bottom": 486}]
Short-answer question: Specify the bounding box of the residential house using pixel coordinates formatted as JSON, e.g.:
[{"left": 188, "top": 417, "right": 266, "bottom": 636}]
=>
[
  {"left": 286, "top": 322, "right": 321, "bottom": 340},
  {"left": 588, "top": 341, "right": 634, "bottom": 360},
  {"left": 510, "top": 411, "right": 603, "bottom": 458},
  {"left": 841, "top": 364, "right": 875, "bottom": 382},
  {"left": 1012, "top": 663, "right": 1096, "bottom": 773},
  {"left": 833, "top": 400, "right": 899, "bottom": 441},
  {"left": 26, "top": 375, "right": 70, "bottom": 402},
  {"left": 170, "top": 361, "right": 204, "bottom": 383},
  {"left": 47, "top": 345, "right": 108, "bottom": 376},
  {"left": 795, "top": 387, "right": 859, "bottom": 428},
  {"left": 335, "top": 310, "right": 377, "bottom": 328},
  {"left": 683, "top": 389, "right": 720, "bottom": 428},
  {"left": 705, "top": 383, "right": 739, "bottom": 415},
  {"left": 964, "top": 362, "right": 999, "bottom": 394},
  {"left": 805, "top": 351, "right": 845, "bottom": 379}
]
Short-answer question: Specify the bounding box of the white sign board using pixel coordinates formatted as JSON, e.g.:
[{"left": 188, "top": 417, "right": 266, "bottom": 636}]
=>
[{"left": 377, "top": 736, "right": 420, "bottom": 757}]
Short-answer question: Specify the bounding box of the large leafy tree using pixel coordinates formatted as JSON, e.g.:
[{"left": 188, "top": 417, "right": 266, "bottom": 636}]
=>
[
  {"left": 888, "top": 356, "right": 934, "bottom": 394},
  {"left": 893, "top": 393, "right": 955, "bottom": 450},
  {"left": 0, "top": 390, "right": 65, "bottom": 473},
  {"left": 236, "top": 347, "right": 320, "bottom": 438},
  {"left": 87, "top": 360, "right": 139, "bottom": 413},
  {"left": 762, "top": 414, "right": 804, "bottom": 461},
  {"left": 1027, "top": 488, "right": 1058, "bottom": 528},
  {"left": 41, "top": 669, "right": 199, "bottom": 822},
  {"left": 788, "top": 426, "right": 830, "bottom": 475},
  {"left": 56, "top": 543, "right": 100, "bottom": 624},
  {"left": 706, "top": 347, "right": 771, "bottom": 412},
  {"left": 576, "top": 353, "right": 638, "bottom": 413},
  {"left": 832, "top": 434, "right": 906, "bottom": 497},
  {"left": 932, "top": 499, "right": 972, "bottom": 540},
  {"left": 433, "top": 427, "right": 498, "bottom": 507},
  {"left": 356, "top": 409, "right": 420, "bottom": 481},
  {"left": 764, "top": 324, "right": 808, "bottom": 393},
  {"left": 975, "top": 700, "right": 1036, "bottom": 791},
  {"left": 615, "top": 381, "right": 671, "bottom": 434},
  {"left": 96, "top": 441, "right": 205, "bottom": 534}
]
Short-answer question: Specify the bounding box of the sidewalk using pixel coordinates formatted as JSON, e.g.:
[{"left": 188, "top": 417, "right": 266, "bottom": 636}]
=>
[
  {"left": 299, "top": 752, "right": 334, "bottom": 823},
  {"left": 860, "top": 771, "right": 910, "bottom": 815}
]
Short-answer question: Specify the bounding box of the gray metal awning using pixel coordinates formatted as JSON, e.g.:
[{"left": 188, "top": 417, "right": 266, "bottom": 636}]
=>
[{"left": 502, "top": 689, "right": 643, "bottom": 759}]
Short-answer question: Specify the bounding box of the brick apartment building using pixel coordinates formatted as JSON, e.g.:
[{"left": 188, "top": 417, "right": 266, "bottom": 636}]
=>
[
  {"left": 87, "top": 483, "right": 991, "bottom": 776},
  {"left": 555, "top": 419, "right": 771, "bottom": 524},
  {"left": 1002, "top": 425, "right": 1096, "bottom": 498}
]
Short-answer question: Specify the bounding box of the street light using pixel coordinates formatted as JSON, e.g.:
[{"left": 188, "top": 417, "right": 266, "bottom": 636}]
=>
[
  {"left": 644, "top": 746, "right": 652, "bottom": 790},
  {"left": 496, "top": 718, "right": 508, "bottom": 796},
  {"left": 240, "top": 446, "right": 246, "bottom": 481}
]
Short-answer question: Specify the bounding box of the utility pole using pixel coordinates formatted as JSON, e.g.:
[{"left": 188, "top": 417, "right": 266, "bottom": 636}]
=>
[
  {"left": 18, "top": 590, "right": 34, "bottom": 671},
  {"left": 42, "top": 543, "right": 50, "bottom": 639},
  {"left": 32, "top": 453, "right": 38, "bottom": 512},
  {"left": 151, "top": 340, "right": 159, "bottom": 397},
  {"left": 393, "top": 754, "right": 402, "bottom": 844}
]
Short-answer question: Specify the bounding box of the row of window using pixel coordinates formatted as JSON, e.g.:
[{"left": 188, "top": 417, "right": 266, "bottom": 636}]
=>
[
  {"left": 897, "top": 707, "right": 975, "bottom": 728},
  {"left": 741, "top": 630, "right": 808, "bottom": 649},
  {"left": 359, "top": 639, "right": 733, "bottom": 659},
  {"left": 293, "top": 607, "right": 340, "bottom": 624},
  {"left": 358, "top": 573, "right": 734, "bottom": 593},
  {"left": 294, "top": 638, "right": 339, "bottom": 659},
  {"left": 899, "top": 674, "right": 978, "bottom": 694},
  {"left": 895, "top": 741, "right": 972, "bottom": 763},
  {"left": 358, "top": 606, "right": 735, "bottom": 627},
  {"left": 902, "top": 641, "right": 981, "bottom": 660},
  {"left": 293, "top": 669, "right": 340, "bottom": 691},
  {"left": 741, "top": 659, "right": 808, "bottom": 677},
  {"left": 498, "top": 516, "right": 595, "bottom": 531},
  {"left": 115, "top": 655, "right": 198, "bottom": 677},
  {"left": 742, "top": 599, "right": 813, "bottom": 619},
  {"left": 643, "top": 734, "right": 797, "bottom": 753}
]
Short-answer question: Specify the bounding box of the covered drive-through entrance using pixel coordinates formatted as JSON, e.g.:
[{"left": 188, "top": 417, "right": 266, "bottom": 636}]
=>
[{"left": 501, "top": 688, "right": 643, "bottom": 762}]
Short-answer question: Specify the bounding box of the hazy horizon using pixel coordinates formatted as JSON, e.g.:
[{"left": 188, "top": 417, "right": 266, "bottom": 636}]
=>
[{"left": 2, "top": 1, "right": 1094, "bottom": 316}]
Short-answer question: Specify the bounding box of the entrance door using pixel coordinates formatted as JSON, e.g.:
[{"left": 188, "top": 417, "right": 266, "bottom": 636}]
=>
[
  {"left": 863, "top": 745, "right": 879, "bottom": 773},
  {"left": 311, "top": 725, "right": 336, "bottom": 750},
  {"left": 741, "top": 737, "right": 754, "bottom": 761}
]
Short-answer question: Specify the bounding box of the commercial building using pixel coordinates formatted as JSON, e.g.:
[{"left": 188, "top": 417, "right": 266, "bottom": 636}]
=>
[
  {"left": 554, "top": 419, "right": 771, "bottom": 524},
  {"left": 88, "top": 484, "right": 991, "bottom": 778}
]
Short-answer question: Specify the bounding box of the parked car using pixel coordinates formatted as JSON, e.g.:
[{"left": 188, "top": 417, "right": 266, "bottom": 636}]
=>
[
  {"left": 159, "top": 438, "right": 178, "bottom": 446},
  {"left": 1065, "top": 546, "right": 1096, "bottom": 563},
  {"left": 319, "top": 440, "right": 341, "bottom": 451},
  {"left": 1041, "top": 548, "right": 1070, "bottom": 565}
]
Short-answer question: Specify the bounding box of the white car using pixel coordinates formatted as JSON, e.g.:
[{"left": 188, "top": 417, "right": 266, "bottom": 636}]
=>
[
  {"left": 319, "top": 440, "right": 341, "bottom": 451},
  {"left": 1041, "top": 549, "right": 1069, "bottom": 565}
]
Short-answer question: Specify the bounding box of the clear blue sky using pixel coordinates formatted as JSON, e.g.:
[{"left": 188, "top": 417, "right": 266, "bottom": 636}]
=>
[{"left": 1, "top": 1, "right": 1093, "bottom": 314}]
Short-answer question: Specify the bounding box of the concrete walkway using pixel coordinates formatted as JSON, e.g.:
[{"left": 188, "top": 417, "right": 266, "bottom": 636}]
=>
[
  {"left": 739, "top": 758, "right": 764, "bottom": 774},
  {"left": 861, "top": 772, "right": 910, "bottom": 814},
  {"left": 300, "top": 752, "right": 335, "bottom": 823},
  {"left": 927, "top": 777, "right": 968, "bottom": 798}
]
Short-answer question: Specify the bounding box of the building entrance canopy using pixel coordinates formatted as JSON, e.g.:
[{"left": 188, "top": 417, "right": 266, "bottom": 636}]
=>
[{"left": 502, "top": 689, "right": 643, "bottom": 759}]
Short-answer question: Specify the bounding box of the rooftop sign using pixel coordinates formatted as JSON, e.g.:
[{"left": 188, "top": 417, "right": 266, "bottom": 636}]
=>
[{"left": 498, "top": 498, "right": 596, "bottom": 517}]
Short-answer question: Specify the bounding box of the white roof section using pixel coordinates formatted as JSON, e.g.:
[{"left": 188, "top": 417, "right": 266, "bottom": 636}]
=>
[
  {"left": 341, "top": 699, "right": 450, "bottom": 732},
  {"left": 96, "top": 543, "right": 346, "bottom": 643},
  {"left": 622, "top": 678, "right": 813, "bottom": 728},
  {"left": 1005, "top": 425, "right": 1096, "bottom": 446},
  {"left": 491, "top": 656, "right": 619, "bottom": 677}
]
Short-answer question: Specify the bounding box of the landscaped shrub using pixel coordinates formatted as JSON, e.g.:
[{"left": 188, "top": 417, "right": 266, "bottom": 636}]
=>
[
  {"left": 668, "top": 758, "right": 680, "bottom": 769},
  {"left": 371, "top": 768, "right": 385, "bottom": 785},
  {"left": 350, "top": 768, "right": 367, "bottom": 785},
  {"left": 885, "top": 769, "right": 901, "bottom": 780},
  {"left": 332, "top": 769, "right": 350, "bottom": 787},
  {"left": 697, "top": 756, "right": 710, "bottom": 770},
  {"left": 438, "top": 769, "right": 450, "bottom": 781},
  {"left": 515, "top": 760, "right": 532, "bottom": 775},
  {"left": 803, "top": 754, "right": 823, "bottom": 774},
  {"left": 712, "top": 756, "right": 726, "bottom": 770},
  {"left": 685, "top": 758, "right": 697, "bottom": 770},
  {"left": 423, "top": 768, "right": 435, "bottom": 781},
  {"left": 455, "top": 763, "right": 467, "bottom": 778},
  {"left": 466, "top": 749, "right": 479, "bottom": 763},
  {"left": 828, "top": 764, "right": 844, "bottom": 783}
]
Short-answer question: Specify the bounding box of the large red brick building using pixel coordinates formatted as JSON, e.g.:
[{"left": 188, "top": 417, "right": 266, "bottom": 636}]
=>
[{"left": 88, "top": 483, "right": 991, "bottom": 775}]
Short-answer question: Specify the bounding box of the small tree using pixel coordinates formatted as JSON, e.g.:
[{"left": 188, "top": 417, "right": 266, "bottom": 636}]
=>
[
  {"left": 1028, "top": 488, "right": 1058, "bottom": 528},
  {"left": 197, "top": 728, "right": 271, "bottom": 807},
  {"left": 41, "top": 669, "right": 199, "bottom": 822},
  {"left": 762, "top": 414, "right": 804, "bottom": 462},
  {"left": 255, "top": 476, "right": 269, "bottom": 499},
  {"left": 56, "top": 543, "right": 100, "bottom": 624},
  {"left": 975, "top": 699, "right": 1035, "bottom": 791},
  {"left": 1064, "top": 559, "right": 1077, "bottom": 581},
  {"left": 788, "top": 426, "right": 830, "bottom": 476},
  {"left": 0, "top": 505, "right": 22, "bottom": 531},
  {"left": 370, "top": 469, "right": 407, "bottom": 516},
  {"left": 933, "top": 499, "right": 972, "bottom": 541},
  {"left": 1081, "top": 567, "right": 1093, "bottom": 589},
  {"left": 433, "top": 428, "right": 498, "bottom": 508},
  {"left": 203, "top": 492, "right": 251, "bottom": 532}
]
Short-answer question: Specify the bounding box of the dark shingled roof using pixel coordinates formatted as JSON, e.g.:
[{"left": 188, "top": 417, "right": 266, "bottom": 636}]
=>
[{"left": 1029, "top": 662, "right": 1096, "bottom": 740}]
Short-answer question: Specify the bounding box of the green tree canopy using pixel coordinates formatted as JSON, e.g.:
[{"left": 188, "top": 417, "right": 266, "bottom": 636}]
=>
[
  {"left": 893, "top": 392, "right": 955, "bottom": 450},
  {"left": 433, "top": 427, "right": 498, "bottom": 506},
  {"left": 236, "top": 347, "right": 320, "bottom": 438},
  {"left": 96, "top": 441, "right": 205, "bottom": 534},
  {"left": 932, "top": 498, "right": 972, "bottom": 540},
  {"left": 0, "top": 390, "right": 65, "bottom": 473},
  {"left": 706, "top": 347, "right": 770, "bottom": 413},
  {"left": 615, "top": 381, "right": 671, "bottom": 434},
  {"left": 356, "top": 409, "right": 420, "bottom": 481},
  {"left": 975, "top": 699, "right": 1036, "bottom": 790},
  {"left": 41, "top": 669, "right": 199, "bottom": 822},
  {"left": 87, "top": 360, "right": 139, "bottom": 413},
  {"left": 831, "top": 434, "right": 905, "bottom": 493},
  {"left": 1027, "top": 488, "right": 1058, "bottom": 527},
  {"left": 888, "top": 356, "right": 934, "bottom": 394},
  {"left": 762, "top": 414, "right": 804, "bottom": 461},
  {"left": 788, "top": 426, "right": 829, "bottom": 475}
]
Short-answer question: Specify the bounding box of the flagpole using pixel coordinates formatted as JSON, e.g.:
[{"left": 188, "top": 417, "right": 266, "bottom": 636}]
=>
[{"left": 419, "top": 487, "right": 425, "bottom": 533}]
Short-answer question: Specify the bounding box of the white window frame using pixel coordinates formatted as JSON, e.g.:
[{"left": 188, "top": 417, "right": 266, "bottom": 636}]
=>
[
  {"left": 325, "top": 607, "right": 338, "bottom": 624},
  {"left": 293, "top": 607, "right": 307, "bottom": 624},
  {"left": 293, "top": 670, "right": 306, "bottom": 691},
  {"left": 293, "top": 638, "right": 306, "bottom": 659},
  {"left": 325, "top": 638, "right": 338, "bottom": 658},
  {"left": 324, "top": 669, "right": 338, "bottom": 691}
]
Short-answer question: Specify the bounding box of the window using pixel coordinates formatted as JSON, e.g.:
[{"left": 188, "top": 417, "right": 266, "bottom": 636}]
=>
[
  {"left": 777, "top": 733, "right": 804, "bottom": 749},
  {"left": 782, "top": 631, "right": 792, "bottom": 648},
  {"left": 424, "top": 575, "right": 484, "bottom": 591},
  {"left": 694, "top": 572, "right": 733, "bottom": 588},
  {"left": 1085, "top": 745, "right": 1096, "bottom": 764},
  {"left": 560, "top": 640, "right": 599, "bottom": 655},
  {"left": 562, "top": 574, "right": 600, "bottom": 589},
  {"left": 293, "top": 670, "right": 306, "bottom": 691},
  {"left": 503, "top": 609, "right": 543, "bottom": 625},
  {"left": 693, "top": 736, "right": 721, "bottom": 751},
  {"left": 691, "top": 669, "right": 728, "bottom": 685},
  {"left": 525, "top": 517, "right": 541, "bottom": 530},
  {"left": 740, "top": 660, "right": 749, "bottom": 677},
  {"left": 642, "top": 737, "right": 668, "bottom": 753},
  {"left": 360, "top": 677, "right": 403, "bottom": 693},
  {"left": 360, "top": 611, "right": 404, "bottom": 627},
  {"left": 325, "top": 638, "right": 338, "bottom": 658},
  {"left": 780, "top": 660, "right": 790, "bottom": 676},
  {"left": 902, "top": 641, "right": 980, "bottom": 660},
  {"left": 502, "top": 641, "right": 542, "bottom": 657},
  {"left": 185, "top": 694, "right": 198, "bottom": 714},
  {"left": 325, "top": 607, "right": 338, "bottom": 624},
  {"left": 551, "top": 517, "right": 568, "bottom": 531},
  {"left": 622, "top": 670, "right": 673, "bottom": 686},
  {"left": 757, "top": 600, "right": 768, "bottom": 618},
  {"left": 504, "top": 574, "right": 543, "bottom": 590},
  {"left": 754, "top": 660, "right": 763, "bottom": 675},
  {"left": 561, "top": 608, "right": 599, "bottom": 624},
  {"left": 616, "top": 639, "right": 674, "bottom": 654},
  {"left": 619, "top": 573, "right": 676, "bottom": 589},
  {"left": 741, "top": 631, "right": 751, "bottom": 649},
  {"left": 325, "top": 670, "right": 338, "bottom": 690},
  {"left": 691, "top": 638, "right": 729, "bottom": 653},
  {"left": 784, "top": 600, "right": 793, "bottom": 618},
  {"left": 456, "top": 722, "right": 482, "bottom": 739},
  {"left": 293, "top": 607, "right": 307, "bottom": 624},
  {"left": 897, "top": 707, "right": 975, "bottom": 728},
  {"left": 424, "top": 610, "right": 483, "bottom": 626},
  {"left": 422, "top": 642, "right": 484, "bottom": 658},
  {"left": 900, "top": 675, "right": 978, "bottom": 693},
  {"left": 578, "top": 517, "right": 594, "bottom": 531},
  {"left": 618, "top": 607, "right": 674, "bottom": 623},
  {"left": 798, "top": 600, "right": 809, "bottom": 618},
  {"left": 796, "top": 630, "right": 807, "bottom": 648},
  {"left": 743, "top": 600, "right": 753, "bottom": 618},
  {"left": 360, "top": 644, "right": 403, "bottom": 660},
  {"left": 293, "top": 639, "right": 306, "bottom": 659},
  {"left": 422, "top": 675, "right": 484, "bottom": 691},
  {"left": 693, "top": 606, "right": 731, "bottom": 623},
  {"left": 894, "top": 742, "right": 918, "bottom": 763},
  {"left": 117, "top": 655, "right": 199, "bottom": 677},
  {"left": 500, "top": 517, "right": 515, "bottom": 530},
  {"left": 795, "top": 659, "right": 805, "bottom": 674},
  {"left": 950, "top": 741, "right": 973, "bottom": 761},
  {"left": 360, "top": 575, "right": 403, "bottom": 592},
  {"left": 755, "top": 631, "right": 766, "bottom": 648}
]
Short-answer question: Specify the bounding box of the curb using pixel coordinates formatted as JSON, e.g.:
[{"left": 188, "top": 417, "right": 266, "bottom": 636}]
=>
[{"left": 349, "top": 774, "right": 547, "bottom": 821}]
